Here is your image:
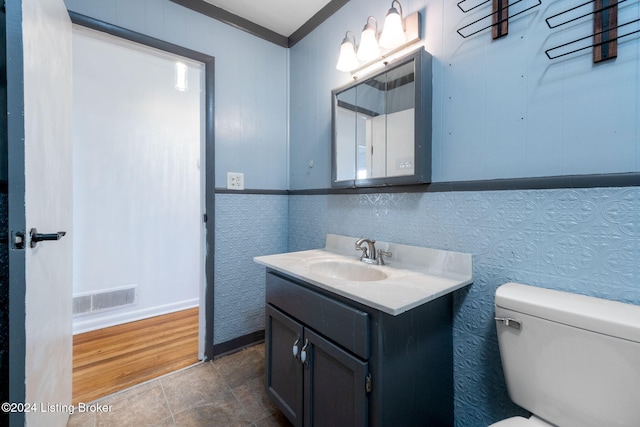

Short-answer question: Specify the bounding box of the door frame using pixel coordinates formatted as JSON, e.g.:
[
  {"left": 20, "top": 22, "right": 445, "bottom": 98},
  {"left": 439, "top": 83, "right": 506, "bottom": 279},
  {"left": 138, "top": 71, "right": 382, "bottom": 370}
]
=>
[
  {"left": 6, "top": 2, "right": 28, "bottom": 424},
  {"left": 68, "top": 12, "right": 216, "bottom": 360}
]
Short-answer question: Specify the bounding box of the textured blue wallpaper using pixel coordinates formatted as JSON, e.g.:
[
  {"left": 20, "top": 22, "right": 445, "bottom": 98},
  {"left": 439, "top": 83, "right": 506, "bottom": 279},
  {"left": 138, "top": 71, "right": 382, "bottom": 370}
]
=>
[
  {"left": 288, "top": 187, "right": 640, "bottom": 426},
  {"left": 214, "top": 193, "right": 288, "bottom": 344}
]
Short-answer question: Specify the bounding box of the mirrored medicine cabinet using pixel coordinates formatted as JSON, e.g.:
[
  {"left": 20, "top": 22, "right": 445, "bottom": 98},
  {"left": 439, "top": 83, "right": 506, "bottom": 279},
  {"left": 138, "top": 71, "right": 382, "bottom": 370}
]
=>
[{"left": 331, "top": 48, "right": 432, "bottom": 188}]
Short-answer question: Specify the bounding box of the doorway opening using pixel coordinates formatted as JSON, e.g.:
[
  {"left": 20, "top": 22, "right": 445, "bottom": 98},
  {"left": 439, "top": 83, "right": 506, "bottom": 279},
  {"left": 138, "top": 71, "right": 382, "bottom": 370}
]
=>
[{"left": 69, "top": 13, "right": 215, "bottom": 403}]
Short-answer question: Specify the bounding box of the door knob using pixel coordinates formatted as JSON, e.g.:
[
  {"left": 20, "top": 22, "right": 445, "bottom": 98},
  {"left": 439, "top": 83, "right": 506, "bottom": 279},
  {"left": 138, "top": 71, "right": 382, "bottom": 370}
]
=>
[{"left": 30, "top": 228, "right": 66, "bottom": 248}]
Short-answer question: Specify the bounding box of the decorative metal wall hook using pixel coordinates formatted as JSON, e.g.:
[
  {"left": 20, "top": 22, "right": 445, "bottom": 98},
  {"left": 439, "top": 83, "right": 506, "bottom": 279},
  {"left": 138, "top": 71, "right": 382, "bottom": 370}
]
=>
[
  {"left": 457, "top": 0, "right": 541, "bottom": 39},
  {"left": 458, "top": 0, "right": 491, "bottom": 13},
  {"left": 544, "top": 0, "right": 631, "bottom": 62},
  {"left": 545, "top": 0, "right": 627, "bottom": 28},
  {"left": 545, "top": 16, "right": 639, "bottom": 59}
]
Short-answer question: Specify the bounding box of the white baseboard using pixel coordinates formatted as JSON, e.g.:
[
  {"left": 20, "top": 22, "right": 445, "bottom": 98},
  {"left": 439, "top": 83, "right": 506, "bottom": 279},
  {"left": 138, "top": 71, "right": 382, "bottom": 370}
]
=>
[{"left": 72, "top": 298, "right": 199, "bottom": 335}]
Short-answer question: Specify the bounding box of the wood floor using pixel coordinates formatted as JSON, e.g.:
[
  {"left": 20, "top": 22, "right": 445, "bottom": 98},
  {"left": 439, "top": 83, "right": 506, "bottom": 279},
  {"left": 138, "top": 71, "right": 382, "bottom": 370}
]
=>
[{"left": 72, "top": 307, "right": 200, "bottom": 405}]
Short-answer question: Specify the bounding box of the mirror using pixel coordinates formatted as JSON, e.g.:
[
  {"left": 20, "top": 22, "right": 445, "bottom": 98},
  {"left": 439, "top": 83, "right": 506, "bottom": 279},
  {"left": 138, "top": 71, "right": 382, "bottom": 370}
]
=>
[{"left": 332, "top": 49, "right": 432, "bottom": 188}]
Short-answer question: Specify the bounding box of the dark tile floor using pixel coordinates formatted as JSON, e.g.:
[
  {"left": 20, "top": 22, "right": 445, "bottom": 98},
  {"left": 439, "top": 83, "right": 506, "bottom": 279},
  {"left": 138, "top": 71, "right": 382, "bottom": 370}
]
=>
[{"left": 67, "top": 343, "right": 291, "bottom": 427}]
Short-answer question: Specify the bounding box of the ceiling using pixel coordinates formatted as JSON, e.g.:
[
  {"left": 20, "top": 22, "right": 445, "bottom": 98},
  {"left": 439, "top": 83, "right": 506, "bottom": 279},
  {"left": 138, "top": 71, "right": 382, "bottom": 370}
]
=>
[
  {"left": 170, "top": 0, "right": 349, "bottom": 47},
  {"left": 202, "top": 0, "right": 332, "bottom": 37}
]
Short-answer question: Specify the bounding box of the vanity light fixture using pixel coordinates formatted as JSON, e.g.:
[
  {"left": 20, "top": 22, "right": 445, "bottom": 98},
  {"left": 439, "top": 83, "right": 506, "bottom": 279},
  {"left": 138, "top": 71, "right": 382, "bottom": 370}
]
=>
[
  {"left": 175, "top": 62, "right": 188, "bottom": 92},
  {"left": 357, "top": 16, "right": 381, "bottom": 62},
  {"left": 379, "top": 1, "right": 406, "bottom": 49},
  {"left": 336, "top": 31, "right": 360, "bottom": 72},
  {"left": 335, "top": 1, "right": 422, "bottom": 76}
]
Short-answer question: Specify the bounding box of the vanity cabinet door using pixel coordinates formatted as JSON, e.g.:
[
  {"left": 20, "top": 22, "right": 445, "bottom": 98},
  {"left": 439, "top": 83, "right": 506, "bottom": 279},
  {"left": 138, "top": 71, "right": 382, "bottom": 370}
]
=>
[
  {"left": 303, "top": 328, "right": 369, "bottom": 427},
  {"left": 265, "top": 304, "right": 304, "bottom": 427}
]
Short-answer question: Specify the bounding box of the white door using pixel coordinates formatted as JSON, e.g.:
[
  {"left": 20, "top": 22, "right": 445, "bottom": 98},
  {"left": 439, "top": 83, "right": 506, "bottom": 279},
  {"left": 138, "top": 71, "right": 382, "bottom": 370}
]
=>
[{"left": 7, "top": 0, "right": 73, "bottom": 426}]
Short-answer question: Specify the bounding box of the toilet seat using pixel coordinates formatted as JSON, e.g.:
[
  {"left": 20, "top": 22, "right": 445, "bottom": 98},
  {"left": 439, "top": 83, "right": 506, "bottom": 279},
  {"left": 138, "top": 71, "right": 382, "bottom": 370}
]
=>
[{"left": 488, "top": 416, "right": 555, "bottom": 427}]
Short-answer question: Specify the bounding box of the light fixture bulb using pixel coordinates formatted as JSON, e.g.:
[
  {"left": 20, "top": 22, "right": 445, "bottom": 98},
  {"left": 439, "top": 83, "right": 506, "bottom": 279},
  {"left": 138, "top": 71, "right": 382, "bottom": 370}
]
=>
[
  {"left": 379, "top": 3, "right": 406, "bottom": 49},
  {"left": 357, "top": 17, "right": 380, "bottom": 62},
  {"left": 336, "top": 32, "right": 359, "bottom": 72}
]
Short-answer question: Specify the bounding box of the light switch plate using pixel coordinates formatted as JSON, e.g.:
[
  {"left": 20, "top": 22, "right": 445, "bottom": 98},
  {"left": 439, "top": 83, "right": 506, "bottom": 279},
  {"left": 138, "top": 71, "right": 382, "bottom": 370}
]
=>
[{"left": 227, "top": 172, "right": 244, "bottom": 190}]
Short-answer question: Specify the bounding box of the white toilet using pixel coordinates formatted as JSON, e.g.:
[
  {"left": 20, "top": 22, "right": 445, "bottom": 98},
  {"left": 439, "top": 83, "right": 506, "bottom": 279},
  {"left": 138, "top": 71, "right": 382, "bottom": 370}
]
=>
[{"left": 490, "top": 282, "right": 640, "bottom": 427}]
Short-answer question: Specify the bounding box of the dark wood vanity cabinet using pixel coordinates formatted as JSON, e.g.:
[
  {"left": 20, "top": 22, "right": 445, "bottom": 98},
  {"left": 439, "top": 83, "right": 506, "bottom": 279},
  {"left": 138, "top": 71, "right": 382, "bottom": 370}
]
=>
[
  {"left": 266, "top": 305, "right": 305, "bottom": 425},
  {"left": 266, "top": 305, "right": 369, "bottom": 426},
  {"left": 264, "top": 271, "right": 454, "bottom": 427}
]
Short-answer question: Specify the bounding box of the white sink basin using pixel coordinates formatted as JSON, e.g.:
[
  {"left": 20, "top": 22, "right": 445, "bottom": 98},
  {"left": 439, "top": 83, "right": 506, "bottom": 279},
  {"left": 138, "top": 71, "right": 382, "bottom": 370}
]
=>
[
  {"left": 254, "top": 234, "right": 473, "bottom": 316},
  {"left": 309, "top": 260, "right": 388, "bottom": 282}
]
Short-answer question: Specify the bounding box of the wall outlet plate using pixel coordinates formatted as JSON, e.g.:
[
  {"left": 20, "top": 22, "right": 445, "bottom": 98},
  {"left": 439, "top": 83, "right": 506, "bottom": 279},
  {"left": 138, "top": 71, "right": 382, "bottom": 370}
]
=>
[{"left": 227, "top": 172, "right": 244, "bottom": 190}]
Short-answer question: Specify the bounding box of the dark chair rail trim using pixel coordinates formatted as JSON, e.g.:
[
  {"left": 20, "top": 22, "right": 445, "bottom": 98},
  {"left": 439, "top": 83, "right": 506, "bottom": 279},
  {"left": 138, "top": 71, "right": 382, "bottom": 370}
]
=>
[{"left": 215, "top": 172, "right": 640, "bottom": 195}]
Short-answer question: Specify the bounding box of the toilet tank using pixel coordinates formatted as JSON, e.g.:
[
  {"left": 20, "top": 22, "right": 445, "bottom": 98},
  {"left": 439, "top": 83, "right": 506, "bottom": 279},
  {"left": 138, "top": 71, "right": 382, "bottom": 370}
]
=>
[{"left": 495, "top": 283, "right": 640, "bottom": 427}]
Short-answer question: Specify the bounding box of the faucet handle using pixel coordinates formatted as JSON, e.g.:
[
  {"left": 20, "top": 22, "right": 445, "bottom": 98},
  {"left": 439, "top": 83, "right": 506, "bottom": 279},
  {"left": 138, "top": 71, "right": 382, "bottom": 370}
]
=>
[
  {"left": 355, "top": 245, "right": 368, "bottom": 260},
  {"left": 376, "top": 249, "right": 392, "bottom": 265}
]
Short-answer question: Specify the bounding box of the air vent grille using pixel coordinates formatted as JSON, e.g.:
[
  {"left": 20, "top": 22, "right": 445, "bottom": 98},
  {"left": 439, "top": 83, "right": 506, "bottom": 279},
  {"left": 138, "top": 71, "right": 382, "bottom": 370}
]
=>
[{"left": 73, "top": 286, "right": 137, "bottom": 316}]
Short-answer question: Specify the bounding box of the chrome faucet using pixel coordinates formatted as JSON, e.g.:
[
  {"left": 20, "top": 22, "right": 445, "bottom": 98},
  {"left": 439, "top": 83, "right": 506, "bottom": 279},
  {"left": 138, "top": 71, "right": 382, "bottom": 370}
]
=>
[
  {"left": 355, "top": 238, "right": 392, "bottom": 265},
  {"left": 355, "top": 238, "right": 376, "bottom": 263}
]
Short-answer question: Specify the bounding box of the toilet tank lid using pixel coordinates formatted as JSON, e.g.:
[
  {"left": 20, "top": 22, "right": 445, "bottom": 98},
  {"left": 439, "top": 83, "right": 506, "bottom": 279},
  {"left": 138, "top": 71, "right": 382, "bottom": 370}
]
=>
[{"left": 495, "top": 283, "right": 640, "bottom": 343}]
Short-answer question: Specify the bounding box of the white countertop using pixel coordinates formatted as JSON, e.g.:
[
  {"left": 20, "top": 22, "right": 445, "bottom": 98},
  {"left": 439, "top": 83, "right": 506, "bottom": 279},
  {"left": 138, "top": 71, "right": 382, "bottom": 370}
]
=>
[{"left": 254, "top": 234, "right": 473, "bottom": 316}]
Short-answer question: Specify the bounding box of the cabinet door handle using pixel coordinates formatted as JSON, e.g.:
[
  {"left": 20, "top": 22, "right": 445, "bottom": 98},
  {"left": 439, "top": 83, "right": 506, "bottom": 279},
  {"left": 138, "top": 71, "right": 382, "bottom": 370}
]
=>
[
  {"left": 292, "top": 336, "right": 301, "bottom": 359},
  {"left": 300, "top": 339, "right": 310, "bottom": 366}
]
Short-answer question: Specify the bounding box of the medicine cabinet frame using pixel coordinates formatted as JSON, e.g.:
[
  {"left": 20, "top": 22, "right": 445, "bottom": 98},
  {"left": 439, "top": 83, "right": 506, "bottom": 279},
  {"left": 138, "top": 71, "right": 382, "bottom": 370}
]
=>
[{"left": 331, "top": 48, "right": 432, "bottom": 188}]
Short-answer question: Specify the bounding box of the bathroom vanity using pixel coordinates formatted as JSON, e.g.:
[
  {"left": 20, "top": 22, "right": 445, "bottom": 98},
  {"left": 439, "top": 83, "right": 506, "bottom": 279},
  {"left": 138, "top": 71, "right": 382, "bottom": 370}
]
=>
[{"left": 255, "top": 235, "right": 472, "bottom": 427}]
